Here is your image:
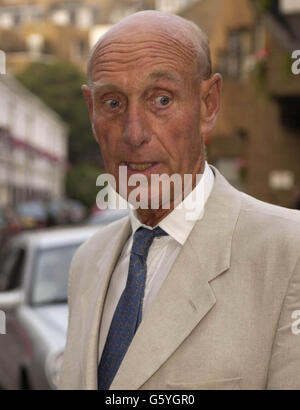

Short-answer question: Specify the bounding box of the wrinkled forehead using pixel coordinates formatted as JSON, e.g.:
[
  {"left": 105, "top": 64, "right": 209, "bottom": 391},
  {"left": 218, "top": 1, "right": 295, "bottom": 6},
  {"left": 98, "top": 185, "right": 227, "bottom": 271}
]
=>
[{"left": 89, "top": 24, "right": 199, "bottom": 85}]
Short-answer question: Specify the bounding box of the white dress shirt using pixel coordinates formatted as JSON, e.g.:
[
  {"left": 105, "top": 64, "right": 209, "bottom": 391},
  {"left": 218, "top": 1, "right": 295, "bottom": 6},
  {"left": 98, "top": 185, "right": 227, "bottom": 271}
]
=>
[{"left": 98, "top": 162, "right": 214, "bottom": 361}]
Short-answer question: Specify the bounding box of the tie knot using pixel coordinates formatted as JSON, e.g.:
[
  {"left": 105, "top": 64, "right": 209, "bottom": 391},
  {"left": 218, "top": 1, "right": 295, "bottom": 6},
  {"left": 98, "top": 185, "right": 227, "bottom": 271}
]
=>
[
  {"left": 131, "top": 226, "right": 168, "bottom": 258},
  {"left": 153, "top": 226, "right": 168, "bottom": 238}
]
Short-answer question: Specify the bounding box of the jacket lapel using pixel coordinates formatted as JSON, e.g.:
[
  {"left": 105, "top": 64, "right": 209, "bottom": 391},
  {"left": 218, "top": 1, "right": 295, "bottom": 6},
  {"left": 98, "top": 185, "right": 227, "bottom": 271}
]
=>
[
  {"left": 110, "top": 167, "right": 242, "bottom": 390},
  {"left": 79, "top": 217, "right": 131, "bottom": 389}
]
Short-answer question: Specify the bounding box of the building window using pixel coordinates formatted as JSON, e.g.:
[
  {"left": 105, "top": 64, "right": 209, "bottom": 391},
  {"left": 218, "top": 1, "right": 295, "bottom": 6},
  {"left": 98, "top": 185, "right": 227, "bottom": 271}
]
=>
[
  {"left": 276, "top": 97, "right": 300, "bottom": 131},
  {"left": 218, "top": 29, "right": 253, "bottom": 80},
  {"left": 25, "top": 114, "right": 34, "bottom": 141},
  {"left": 8, "top": 100, "right": 16, "bottom": 132},
  {"left": 280, "top": 0, "right": 300, "bottom": 14}
]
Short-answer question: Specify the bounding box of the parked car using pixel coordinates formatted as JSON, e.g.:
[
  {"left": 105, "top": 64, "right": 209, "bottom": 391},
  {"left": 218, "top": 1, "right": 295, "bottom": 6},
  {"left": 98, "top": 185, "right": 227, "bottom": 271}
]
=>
[
  {"left": 46, "top": 199, "right": 86, "bottom": 226},
  {"left": 0, "top": 207, "right": 22, "bottom": 249},
  {"left": 15, "top": 201, "right": 48, "bottom": 230},
  {"left": 0, "top": 208, "right": 4, "bottom": 248},
  {"left": 0, "top": 207, "right": 5, "bottom": 247},
  {"left": 0, "top": 225, "right": 99, "bottom": 390}
]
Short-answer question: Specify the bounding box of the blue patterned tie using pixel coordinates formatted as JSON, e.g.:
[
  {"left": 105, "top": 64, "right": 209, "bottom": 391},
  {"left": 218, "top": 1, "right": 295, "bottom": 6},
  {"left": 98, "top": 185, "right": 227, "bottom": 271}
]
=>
[{"left": 98, "top": 226, "right": 168, "bottom": 390}]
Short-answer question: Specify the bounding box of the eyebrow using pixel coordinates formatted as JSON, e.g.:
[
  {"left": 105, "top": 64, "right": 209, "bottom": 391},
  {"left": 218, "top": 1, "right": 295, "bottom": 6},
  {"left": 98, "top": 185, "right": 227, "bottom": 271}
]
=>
[
  {"left": 91, "top": 70, "right": 180, "bottom": 92},
  {"left": 92, "top": 82, "right": 123, "bottom": 94},
  {"left": 147, "top": 70, "right": 181, "bottom": 84}
]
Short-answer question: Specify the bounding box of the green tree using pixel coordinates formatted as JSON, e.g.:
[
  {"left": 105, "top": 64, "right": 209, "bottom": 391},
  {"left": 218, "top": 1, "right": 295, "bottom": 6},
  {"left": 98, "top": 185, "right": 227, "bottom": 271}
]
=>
[
  {"left": 17, "top": 61, "right": 103, "bottom": 208},
  {"left": 254, "top": 0, "right": 277, "bottom": 15},
  {"left": 66, "top": 163, "right": 104, "bottom": 209},
  {"left": 17, "top": 61, "right": 101, "bottom": 166}
]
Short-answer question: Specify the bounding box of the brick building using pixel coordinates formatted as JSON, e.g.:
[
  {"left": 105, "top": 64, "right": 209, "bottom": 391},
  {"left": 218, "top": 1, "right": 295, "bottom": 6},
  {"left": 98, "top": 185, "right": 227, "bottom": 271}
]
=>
[
  {"left": 180, "top": 0, "right": 300, "bottom": 208},
  {"left": 0, "top": 0, "right": 156, "bottom": 73}
]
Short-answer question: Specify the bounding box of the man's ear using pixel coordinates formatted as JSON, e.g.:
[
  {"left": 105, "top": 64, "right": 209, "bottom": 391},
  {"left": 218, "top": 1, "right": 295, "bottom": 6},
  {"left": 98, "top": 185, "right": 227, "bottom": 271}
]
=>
[
  {"left": 200, "top": 73, "right": 223, "bottom": 136},
  {"left": 82, "top": 84, "right": 93, "bottom": 120}
]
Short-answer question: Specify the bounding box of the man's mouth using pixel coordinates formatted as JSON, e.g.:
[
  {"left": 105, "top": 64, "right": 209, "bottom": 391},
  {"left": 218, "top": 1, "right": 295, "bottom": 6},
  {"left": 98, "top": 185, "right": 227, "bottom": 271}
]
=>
[
  {"left": 120, "top": 161, "right": 160, "bottom": 172},
  {"left": 126, "top": 162, "right": 155, "bottom": 171}
]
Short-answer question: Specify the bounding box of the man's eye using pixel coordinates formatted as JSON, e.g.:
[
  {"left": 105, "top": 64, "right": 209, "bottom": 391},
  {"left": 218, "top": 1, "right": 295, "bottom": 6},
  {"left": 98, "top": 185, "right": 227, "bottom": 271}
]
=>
[
  {"left": 155, "top": 96, "right": 170, "bottom": 106},
  {"left": 105, "top": 99, "right": 121, "bottom": 109}
]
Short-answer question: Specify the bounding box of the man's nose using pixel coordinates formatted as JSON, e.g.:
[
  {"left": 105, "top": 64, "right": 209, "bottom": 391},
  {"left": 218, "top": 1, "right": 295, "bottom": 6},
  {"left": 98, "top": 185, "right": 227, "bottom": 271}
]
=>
[{"left": 122, "top": 102, "right": 151, "bottom": 147}]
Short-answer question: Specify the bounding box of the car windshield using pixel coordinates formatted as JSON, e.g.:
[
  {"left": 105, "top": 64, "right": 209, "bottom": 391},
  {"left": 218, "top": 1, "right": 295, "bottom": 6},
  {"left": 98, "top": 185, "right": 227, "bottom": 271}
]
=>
[{"left": 31, "top": 243, "right": 80, "bottom": 306}]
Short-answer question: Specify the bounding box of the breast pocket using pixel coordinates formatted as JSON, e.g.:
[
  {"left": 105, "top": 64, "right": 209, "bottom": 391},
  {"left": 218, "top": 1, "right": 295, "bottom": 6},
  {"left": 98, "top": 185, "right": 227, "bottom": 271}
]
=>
[{"left": 166, "top": 377, "right": 242, "bottom": 390}]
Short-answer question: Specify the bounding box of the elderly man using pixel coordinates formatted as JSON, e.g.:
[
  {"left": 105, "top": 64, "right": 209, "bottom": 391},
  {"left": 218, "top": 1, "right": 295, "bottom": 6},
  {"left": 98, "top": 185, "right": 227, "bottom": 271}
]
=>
[{"left": 59, "top": 11, "right": 300, "bottom": 390}]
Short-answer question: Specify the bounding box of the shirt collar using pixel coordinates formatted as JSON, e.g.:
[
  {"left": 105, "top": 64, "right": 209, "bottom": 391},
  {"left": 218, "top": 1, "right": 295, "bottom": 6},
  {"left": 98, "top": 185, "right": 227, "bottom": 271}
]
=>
[{"left": 130, "top": 162, "right": 214, "bottom": 245}]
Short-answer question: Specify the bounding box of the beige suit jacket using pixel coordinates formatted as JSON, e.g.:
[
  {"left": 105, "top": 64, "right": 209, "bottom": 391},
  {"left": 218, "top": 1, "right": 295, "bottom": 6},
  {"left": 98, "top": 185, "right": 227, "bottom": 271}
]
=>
[{"left": 59, "top": 166, "right": 300, "bottom": 390}]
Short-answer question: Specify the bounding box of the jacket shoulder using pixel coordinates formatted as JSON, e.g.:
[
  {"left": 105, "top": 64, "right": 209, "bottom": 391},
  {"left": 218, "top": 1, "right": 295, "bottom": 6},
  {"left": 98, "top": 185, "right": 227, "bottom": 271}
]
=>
[
  {"left": 236, "top": 192, "right": 300, "bottom": 252},
  {"left": 240, "top": 192, "right": 300, "bottom": 225}
]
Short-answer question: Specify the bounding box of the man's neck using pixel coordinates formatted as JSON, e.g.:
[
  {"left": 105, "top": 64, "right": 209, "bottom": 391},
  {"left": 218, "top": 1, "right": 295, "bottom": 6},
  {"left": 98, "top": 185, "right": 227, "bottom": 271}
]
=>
[
  {"left": 135, "top": 164, "right": 206, "bottom": 227},
  {"left": 136, "top": 205, "right": 175, "bottom": 227}
]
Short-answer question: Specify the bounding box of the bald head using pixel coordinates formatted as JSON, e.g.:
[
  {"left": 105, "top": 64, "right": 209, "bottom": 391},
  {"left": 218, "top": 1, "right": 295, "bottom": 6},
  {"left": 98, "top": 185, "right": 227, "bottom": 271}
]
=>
[{"left": 87, "top": 10, "right": 212, "bottom": 85}]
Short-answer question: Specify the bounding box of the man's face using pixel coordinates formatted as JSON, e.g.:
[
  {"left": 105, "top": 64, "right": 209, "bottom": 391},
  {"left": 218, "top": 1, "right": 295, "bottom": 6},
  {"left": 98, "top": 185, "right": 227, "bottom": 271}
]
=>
[{"left": 84, "top": 30, "right": 207, "bottom": 206}]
